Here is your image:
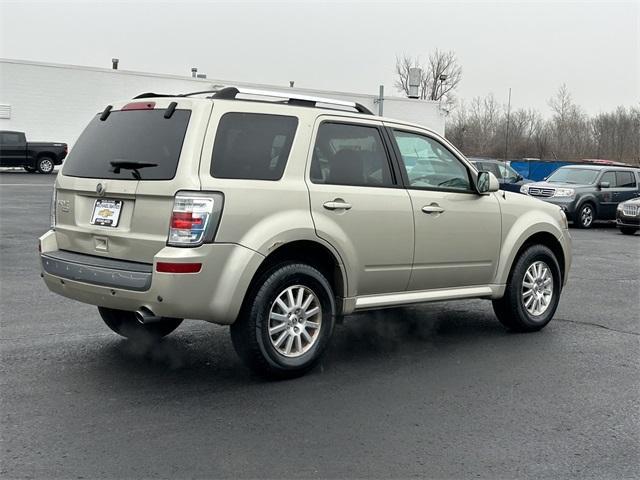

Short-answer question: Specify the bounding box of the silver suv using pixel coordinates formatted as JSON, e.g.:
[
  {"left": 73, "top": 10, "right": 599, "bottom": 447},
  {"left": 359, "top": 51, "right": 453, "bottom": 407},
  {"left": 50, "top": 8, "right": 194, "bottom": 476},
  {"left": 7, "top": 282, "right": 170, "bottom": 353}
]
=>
[{"left": 40, "top": 87, "right": 572, "bottom": 377}]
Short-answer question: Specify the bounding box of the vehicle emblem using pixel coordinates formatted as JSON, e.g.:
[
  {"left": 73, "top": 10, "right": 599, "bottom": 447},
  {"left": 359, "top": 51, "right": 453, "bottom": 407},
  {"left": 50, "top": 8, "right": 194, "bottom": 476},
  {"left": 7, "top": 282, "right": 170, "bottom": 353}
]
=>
[
  {"left": 96, "top": 183, "right": 105, "bottom": 196},
  {"left": 97, "top": 208, "right": 114, "bottom": 218}
]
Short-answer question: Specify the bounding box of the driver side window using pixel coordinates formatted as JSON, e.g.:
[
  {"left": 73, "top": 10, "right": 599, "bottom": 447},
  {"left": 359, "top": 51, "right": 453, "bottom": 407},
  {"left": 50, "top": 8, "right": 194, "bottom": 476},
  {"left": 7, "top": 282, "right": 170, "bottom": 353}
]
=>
[{"left": 392, "top": 130, "right": 470, "bottom": 191}]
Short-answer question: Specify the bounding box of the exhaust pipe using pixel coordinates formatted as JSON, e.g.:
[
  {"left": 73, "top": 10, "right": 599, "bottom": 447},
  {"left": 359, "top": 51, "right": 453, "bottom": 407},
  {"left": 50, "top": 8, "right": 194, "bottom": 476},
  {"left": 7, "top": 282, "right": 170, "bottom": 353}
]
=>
[{"left": 135, "top": 307, "right": 162, "bottom": 324}]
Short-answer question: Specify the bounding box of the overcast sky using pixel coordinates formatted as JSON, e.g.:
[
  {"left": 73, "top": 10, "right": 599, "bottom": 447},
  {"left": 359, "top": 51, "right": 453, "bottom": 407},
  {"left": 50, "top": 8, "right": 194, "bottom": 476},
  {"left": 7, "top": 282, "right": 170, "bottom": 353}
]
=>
[{"left": 1, "top": 0, "right": 638, "bottom": 116}]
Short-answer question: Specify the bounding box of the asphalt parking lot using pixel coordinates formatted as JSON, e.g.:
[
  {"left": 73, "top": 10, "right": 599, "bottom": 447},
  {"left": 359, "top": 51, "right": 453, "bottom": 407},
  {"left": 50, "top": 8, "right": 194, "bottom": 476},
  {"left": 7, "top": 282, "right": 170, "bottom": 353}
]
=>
[{"left": 1, "top": 171, "right": 638, "bottom": 480}]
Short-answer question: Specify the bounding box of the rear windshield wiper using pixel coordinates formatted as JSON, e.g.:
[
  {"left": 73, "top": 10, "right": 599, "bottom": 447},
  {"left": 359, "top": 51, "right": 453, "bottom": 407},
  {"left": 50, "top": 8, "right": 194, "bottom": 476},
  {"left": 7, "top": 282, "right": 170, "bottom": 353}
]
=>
[{"left": 110, "top": 160, "right": 158, "bottom": 180}]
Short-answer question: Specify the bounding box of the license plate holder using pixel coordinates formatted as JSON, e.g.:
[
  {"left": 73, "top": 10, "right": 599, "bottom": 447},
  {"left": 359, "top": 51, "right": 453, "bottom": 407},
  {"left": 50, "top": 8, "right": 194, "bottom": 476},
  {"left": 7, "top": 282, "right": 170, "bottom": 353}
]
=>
[{"left": 90, "top": 199, "right": 123, "bottom": 227}]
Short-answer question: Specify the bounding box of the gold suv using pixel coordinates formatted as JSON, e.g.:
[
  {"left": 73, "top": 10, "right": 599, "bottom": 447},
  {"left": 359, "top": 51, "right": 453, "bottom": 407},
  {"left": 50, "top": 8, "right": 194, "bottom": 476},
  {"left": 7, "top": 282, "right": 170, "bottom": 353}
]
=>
[{"left": 40, "top": 87, "right": 572, "bottom": 377}]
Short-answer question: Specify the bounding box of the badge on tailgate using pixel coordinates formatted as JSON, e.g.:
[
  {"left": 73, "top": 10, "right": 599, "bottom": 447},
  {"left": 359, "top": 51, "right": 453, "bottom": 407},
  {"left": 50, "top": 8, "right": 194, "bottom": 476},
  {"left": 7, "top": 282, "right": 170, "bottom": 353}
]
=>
[{"left": 91, "top": 199, "right": 123, "bottom": 227}]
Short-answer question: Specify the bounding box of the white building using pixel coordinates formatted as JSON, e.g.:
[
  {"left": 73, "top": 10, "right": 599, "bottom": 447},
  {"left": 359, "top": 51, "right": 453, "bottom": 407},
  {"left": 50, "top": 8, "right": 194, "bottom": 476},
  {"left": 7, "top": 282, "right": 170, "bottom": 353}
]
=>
[{"left": 0, "top": 58, "right": 445, "bottom": 146}]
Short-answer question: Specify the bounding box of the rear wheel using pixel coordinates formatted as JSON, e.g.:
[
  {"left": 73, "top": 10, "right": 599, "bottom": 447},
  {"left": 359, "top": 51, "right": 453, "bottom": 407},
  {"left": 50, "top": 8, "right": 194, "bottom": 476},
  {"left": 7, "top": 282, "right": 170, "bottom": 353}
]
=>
[
  {"left": 230, "top": 263, "right": 336, "bottom": 378},
  {"left": 492, "top": 245, "right": 561, "bottom": 332},
  {"left": 36, "top": 156, "right": 55, "bottom": 174},
  {"left": 619, "top": 227, "right": 638, "bottom": 235},
  {"left": 98, "top": 307, "right": 182, "bottom": 341},
  {"left": 575, "top": 203, "right": 595, "bottom": 229}
]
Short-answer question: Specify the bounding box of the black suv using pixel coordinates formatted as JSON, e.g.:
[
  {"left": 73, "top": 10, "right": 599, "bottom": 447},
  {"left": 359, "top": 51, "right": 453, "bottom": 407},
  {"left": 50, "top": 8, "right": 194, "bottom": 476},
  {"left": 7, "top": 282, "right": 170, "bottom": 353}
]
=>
[
  {"left": 521, "top": 164, "right": 640, "bottom": 228},
  {"left": 469, "top": 158, "right": 531, "bottom": 193}
]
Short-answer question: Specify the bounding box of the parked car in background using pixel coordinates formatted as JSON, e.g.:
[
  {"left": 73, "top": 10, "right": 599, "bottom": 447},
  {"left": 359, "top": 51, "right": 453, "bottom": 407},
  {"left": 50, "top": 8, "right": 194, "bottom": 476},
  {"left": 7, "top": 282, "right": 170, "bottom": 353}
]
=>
[
  {"left": 616, "top": 197, "right": 640, "bottom": 235},
  {"left": 0, "top": 130, "right": 67, "bottom": 173},
  {"left": 39, "top": 87, "right": 571, "bottom": 378},
  {"left": 469, "top": 158, "right": 532, "bottom": 193},
  {"left": 521, "top": 164, "right": 640, "bottom": 228}
]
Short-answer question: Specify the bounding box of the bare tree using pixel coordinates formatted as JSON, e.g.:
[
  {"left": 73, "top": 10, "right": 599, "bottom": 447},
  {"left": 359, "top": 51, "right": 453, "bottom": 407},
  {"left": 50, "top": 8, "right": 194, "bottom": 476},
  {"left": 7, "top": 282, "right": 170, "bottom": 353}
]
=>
[{"left": 394, "top": 50, "right": 462, "bottom": 104}]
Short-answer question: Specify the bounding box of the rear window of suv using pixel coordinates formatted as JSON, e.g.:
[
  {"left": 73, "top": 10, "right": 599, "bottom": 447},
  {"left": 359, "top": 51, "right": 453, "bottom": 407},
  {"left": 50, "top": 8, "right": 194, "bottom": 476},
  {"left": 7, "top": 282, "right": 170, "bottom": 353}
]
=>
[
  {"left": 62, "top": 109, "right": 191, "bottom": 180},
  {"left": 210, "top": 112, "right": 298, "bottom": 180}
]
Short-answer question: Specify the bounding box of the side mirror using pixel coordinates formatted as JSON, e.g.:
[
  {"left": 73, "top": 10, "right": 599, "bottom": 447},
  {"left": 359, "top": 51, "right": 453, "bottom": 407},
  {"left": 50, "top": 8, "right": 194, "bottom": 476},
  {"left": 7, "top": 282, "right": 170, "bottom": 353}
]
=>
[
  {"left": 599, "top": 181, "right": 610, "bottom": 189},
  {"left": 477, "top": 171, "right": 500, "bottom": 194}
]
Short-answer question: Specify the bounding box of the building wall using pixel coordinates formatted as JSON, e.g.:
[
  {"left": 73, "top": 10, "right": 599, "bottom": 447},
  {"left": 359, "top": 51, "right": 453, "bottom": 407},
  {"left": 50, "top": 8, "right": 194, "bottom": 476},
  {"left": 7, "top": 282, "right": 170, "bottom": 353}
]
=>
[{"left": 0, "top": 58, "right": 445, "bottom": 146}]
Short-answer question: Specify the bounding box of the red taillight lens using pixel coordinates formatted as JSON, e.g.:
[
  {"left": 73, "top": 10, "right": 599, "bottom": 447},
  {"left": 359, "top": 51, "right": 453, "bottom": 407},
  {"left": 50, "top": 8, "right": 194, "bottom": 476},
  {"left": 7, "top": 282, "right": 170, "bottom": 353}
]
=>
[
  {"left": 121, "top": 101, "right": 156, "bottom": 111},
  {"left": 170, "top": 212, "right": 204, "bottom": 230},
  {"left": 156, "top": 262, "right": 202, "bottom": 273}
]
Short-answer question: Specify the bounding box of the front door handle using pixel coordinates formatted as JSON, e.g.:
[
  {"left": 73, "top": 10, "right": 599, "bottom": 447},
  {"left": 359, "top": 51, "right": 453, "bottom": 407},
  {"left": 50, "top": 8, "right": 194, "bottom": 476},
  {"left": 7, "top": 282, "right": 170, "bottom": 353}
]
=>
[
  {"left": 323, "top": 200, "right": 352, "bottom": 211},
  {"left": 422, "top": 204, "right": 445, "bottom": 214}
]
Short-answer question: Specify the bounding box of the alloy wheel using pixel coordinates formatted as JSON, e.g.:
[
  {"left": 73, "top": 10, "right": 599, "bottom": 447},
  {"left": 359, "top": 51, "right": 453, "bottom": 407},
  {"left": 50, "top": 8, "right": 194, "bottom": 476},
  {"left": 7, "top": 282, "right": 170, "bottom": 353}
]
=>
[{"left": 522, "top": 261, "right": 554, "bottom": 317}]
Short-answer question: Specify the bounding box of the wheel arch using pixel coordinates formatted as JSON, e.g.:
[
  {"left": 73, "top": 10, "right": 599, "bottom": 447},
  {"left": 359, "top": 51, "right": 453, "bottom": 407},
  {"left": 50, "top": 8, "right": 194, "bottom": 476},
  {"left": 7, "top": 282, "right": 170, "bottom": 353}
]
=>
[
  {"left": 511, "top": 231, "right": 566, "bottom": 285},
  {"left": 242, "top": 239, "right": 347, "bottom": 315}
]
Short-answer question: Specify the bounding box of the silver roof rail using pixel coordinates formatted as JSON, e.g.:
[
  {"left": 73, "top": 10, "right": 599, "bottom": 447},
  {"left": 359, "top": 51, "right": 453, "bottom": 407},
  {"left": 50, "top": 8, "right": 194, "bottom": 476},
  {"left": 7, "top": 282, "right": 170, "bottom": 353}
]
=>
[{"left": 180, "top": 86, "right": 374, "bottom": 115}]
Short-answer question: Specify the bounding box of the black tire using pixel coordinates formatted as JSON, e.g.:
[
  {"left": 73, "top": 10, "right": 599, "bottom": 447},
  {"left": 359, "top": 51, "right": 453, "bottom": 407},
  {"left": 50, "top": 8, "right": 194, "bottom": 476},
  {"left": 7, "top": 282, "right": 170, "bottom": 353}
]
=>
[
  {"left": 492, "top": 244, "right": 562, "bottom": 333},
  {"left": 230, "top": 263, "right": 336, "bottom": 379},
  {"left": 23, "top": 166, "right": 36, "bottom": 173},
  {"left": 36, "top": 156, "right": 55, "bottom": 174},
  {"left": 98, "top": 307, "right": 182, "bottom": 341},
  {"left": 619, "top": 227, "right": 638, "bottom": 235},
  {"left": 575, "top": 202, "right": 595, "bottom": 229}
]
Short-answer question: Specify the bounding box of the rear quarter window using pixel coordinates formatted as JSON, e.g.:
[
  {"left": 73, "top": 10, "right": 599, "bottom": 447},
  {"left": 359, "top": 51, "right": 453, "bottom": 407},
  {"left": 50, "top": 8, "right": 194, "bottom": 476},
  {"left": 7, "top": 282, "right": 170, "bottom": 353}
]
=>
[{"left": 210, "top": 112, "right": 298, "bottom": 181}]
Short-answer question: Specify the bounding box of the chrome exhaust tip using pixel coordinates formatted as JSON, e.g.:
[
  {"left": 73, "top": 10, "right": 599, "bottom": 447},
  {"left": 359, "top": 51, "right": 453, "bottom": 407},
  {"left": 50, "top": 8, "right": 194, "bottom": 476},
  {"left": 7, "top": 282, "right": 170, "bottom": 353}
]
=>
[{"left": 135, "top": 307, "right": 162, "bottom": 324}]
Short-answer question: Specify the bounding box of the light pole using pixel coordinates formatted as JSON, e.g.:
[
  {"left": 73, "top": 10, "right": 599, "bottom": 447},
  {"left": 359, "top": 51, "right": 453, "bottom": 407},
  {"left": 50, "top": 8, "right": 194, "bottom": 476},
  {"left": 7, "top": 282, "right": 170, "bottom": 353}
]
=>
[{"left": 437, "top": 73, "right": 448, "bottom": 103}]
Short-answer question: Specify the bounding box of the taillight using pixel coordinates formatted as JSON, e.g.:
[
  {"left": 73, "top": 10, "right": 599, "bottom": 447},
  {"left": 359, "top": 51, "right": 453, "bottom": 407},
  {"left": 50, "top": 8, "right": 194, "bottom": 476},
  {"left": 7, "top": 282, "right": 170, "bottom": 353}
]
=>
[{"left": 167, "top": 192, "right": 224, "bottom": 247}]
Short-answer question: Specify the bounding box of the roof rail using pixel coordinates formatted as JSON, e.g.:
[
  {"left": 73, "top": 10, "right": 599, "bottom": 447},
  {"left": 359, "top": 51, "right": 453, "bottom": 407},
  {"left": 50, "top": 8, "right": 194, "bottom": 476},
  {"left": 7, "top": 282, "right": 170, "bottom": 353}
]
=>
[
  {"left": 133, "top": 87, "right": 375, "bottom": 115},
  {"left": 180, "top": 86, "right": 373, "bottom": 115}
]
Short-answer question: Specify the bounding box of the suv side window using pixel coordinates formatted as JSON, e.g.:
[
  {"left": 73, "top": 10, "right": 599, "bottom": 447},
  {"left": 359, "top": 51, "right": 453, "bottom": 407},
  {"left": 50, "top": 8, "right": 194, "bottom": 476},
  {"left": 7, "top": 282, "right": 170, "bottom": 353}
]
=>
[
  {"left": 211, "top": 112, "right": 298, "bottom": 180},
  {"left": 600, "top": 171, "right": 617, "bottom": 187},
  {"left": 310, "top": 122, "right": 394, "bottom": 187},
  {"left": 392, "top": 130, "right": 471, "bottom": 191},
  {"left": 616, "top": 171, "right": 636, "bottom": 188}
]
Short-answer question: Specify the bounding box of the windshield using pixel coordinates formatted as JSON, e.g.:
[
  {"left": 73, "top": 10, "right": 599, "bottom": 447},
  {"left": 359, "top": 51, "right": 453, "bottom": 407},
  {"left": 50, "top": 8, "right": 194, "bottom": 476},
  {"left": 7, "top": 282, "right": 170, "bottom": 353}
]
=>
[
  {"left": 62, "top": 109, "right": 191, "bottom": 180},
  {"left": 546, "top": 168, "right": 599, "bottom": 184}
]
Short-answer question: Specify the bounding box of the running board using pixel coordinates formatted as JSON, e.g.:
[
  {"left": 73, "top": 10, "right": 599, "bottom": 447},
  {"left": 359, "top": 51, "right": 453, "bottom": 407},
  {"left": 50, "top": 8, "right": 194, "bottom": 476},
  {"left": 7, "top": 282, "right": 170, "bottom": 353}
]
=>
[{"left": 353, "top": 285, "right": 497, "bottom": 311}]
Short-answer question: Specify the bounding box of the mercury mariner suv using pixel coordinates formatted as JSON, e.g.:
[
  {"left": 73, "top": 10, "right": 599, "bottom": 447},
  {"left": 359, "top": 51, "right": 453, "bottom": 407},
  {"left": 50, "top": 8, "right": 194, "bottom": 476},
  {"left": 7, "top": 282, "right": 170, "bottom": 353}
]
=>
[{"left": 39, "top": 87, "right": 572, "bottom": 377}]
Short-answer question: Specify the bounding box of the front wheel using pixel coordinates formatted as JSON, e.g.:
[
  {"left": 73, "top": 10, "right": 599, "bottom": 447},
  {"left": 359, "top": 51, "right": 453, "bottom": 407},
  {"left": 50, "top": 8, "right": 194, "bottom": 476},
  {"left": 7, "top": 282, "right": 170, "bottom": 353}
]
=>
[
  {"left": 619, "top": 227, "right": 638, "bottom": 235},
  {"left": 36, "top": 156, "right": 55, "bottom": 174},
  {"left": 575, "top": 203, "right": 595, "bottom": 229},
  {"left": 492, "top": 245, "right": 562, "bottom": 332},
  {"left": 230, "top": 263, "right": 336, "bottom": 378},
  {"left": 98, "top": 307, "right": 182, "bottom": 341}
]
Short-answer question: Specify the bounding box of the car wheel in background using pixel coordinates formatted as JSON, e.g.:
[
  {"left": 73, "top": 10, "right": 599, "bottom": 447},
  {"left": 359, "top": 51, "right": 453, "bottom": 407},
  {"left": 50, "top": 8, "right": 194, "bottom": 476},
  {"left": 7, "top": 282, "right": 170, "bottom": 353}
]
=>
[
  {"left": 98, "top": 307, "right": 183, "bottom": 341},
  {"left": 492, "top": 244, "right": 562, "bottom": 332},
  {"left": 619, "top": 227, "right": 638, "bottom": 235},
  {"left": 36, "top": 156, "right": 55, "bottom": 174},
  {"left": 230, "top": 263, "right": 336, "bottom": 378},
  {"left": 575, "top": 203, "right": 595, "bottom": 229}
]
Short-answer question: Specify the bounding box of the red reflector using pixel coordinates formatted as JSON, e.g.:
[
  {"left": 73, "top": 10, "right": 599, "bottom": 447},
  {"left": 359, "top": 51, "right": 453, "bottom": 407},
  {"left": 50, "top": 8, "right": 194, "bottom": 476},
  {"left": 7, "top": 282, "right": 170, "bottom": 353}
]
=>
[
  {"left": 121, "top": 101, "right": 156, "bottom": 111},
  {"left": 156, "top": 262, "right": 202, "bottom": 273}
]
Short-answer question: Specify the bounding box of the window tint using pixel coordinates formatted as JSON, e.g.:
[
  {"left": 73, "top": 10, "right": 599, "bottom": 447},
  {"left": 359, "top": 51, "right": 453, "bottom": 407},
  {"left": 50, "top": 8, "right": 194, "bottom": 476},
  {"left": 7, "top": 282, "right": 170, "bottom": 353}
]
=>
[
  {"left": 211, "top": 113, "right": 297, "bottom": 180},
  {"left": 393, "top": 130, "right": 470, "bottom": 191},
  {"left": 547, "top": 168, "right": 599, "bottom": 184},
  {"left": 62, "top": 110, "right": 191, "bottom": 180},
  {"left": 310, "top": 123, "right": 394, "bottom": 187},
  {"left": 616, "top": 171, "right": 636, "bottom": 188},
  {"left": 600, "top": 171, "right": 617, "bottom": 187},
  {"left": 1, "top": 132, "right": 22, "bottom": 145}
]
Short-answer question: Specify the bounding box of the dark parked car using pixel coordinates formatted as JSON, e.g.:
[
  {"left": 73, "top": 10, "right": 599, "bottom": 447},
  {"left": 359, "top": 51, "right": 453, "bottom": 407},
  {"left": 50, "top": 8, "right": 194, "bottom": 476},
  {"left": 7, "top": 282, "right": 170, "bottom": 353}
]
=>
[
  {"left": 616, "top": 197, "right": 639, "bottom": 235},
  {"left": 0, "top": 130, "right": 67, "bottom": 174},
  {"left": 521, "top": 164, "right": 640, "bottom": 228},
  {"left": 469, "top": 158, "right": 532, "bottom": 193}
]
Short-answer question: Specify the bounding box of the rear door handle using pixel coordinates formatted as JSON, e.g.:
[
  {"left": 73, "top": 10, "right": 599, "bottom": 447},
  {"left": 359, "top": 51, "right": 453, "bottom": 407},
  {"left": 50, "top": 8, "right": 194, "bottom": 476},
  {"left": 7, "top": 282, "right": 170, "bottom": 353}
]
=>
[
  {"left": 323, "top": 200, "right": 352, "bottom": 211},
  {"left": 422, "top": 204, "right": 445, "bottom": 214}
]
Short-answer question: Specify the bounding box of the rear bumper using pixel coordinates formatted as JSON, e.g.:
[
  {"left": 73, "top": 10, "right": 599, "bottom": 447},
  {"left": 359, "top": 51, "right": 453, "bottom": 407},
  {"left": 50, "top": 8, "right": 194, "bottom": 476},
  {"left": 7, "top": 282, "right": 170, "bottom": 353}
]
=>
[{"left": 39, "top": 230, "right": 264, "bottom": 325}]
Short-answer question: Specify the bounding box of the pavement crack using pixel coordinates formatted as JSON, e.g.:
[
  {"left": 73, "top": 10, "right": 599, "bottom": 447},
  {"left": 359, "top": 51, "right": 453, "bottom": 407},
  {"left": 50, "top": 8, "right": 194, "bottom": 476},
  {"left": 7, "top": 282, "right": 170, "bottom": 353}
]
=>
[{"left": 556, "top": 318, "right": 640, "bottom": 337}]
